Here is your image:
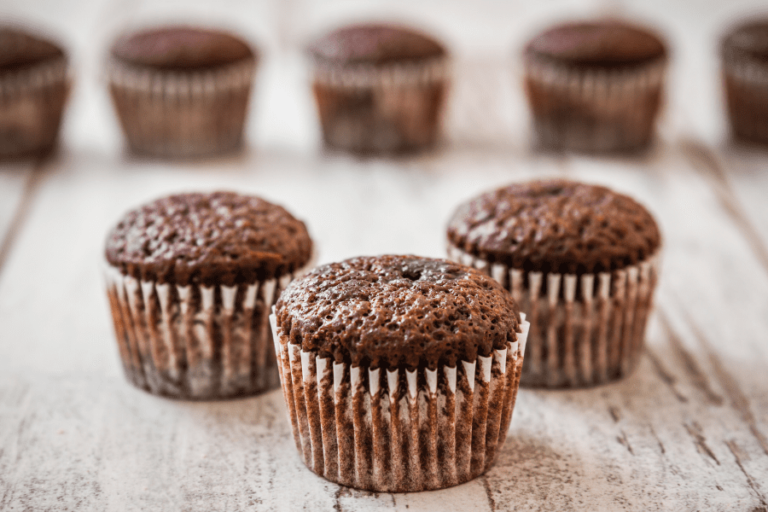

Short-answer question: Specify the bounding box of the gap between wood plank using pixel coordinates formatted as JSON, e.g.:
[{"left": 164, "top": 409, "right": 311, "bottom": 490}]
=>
[
  {"left": 665, "top": 295, "right": 768, "bottom": 457},
  {"left": 679, "top": 139, "right": 768, "bottom": 278},
  {"left": 0, "top": 159, "right": 47, "bottom": 279},
  {"left": 726, "top": 440, "right": 768, "bottom": 508}
]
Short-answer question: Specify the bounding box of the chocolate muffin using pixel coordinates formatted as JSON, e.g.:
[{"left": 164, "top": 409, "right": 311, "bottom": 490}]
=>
[
  {"left": 307, "top": 24, "right": 449, "bottom": 154},
  {"left": 0, "top": 26, "right": 69, "bottom": 158},
  {"left": 722, "top": 20, "right": 768, "bottom": 144},
  {"left": 447, "top": 180, "right": 661, "bottom": 387},
  {"left": 270, "top": 255, "right": 530, "bottom": 492},
  {"left": 107, "top": 26, "right": 257, "bottom": 158},
  {"left": 104, "top": 192, "right": 313, "bottom": 399},
  {"left": 523, "top": 20, "right": 668, "bottom": 152}
]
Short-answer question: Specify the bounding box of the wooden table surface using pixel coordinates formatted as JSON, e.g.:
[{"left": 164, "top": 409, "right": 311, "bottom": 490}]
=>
[{"left": 1, "top": 0, "right": 768, "bottom": 510}]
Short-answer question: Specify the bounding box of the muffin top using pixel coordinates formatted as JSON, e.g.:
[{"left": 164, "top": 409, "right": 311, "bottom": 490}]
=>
[
  {"left": 111, "top": 26, "right": 254, "bottom": 70},
  {"left": 276, "top": 255, "right": 520, "bottom": 370},
  {"left": 308, "top": 23, "right": 446, "bottom": 66},
  {"left": 106, "top": 192, "right": 312, "bottom": 286},
  {"left": 447, "top": 180, "right": 661, "bottom": 274},
  {"left": 526, "top": 20, "right": 666, "bottom": 68},
  {"left": 722, "top": 20, "right": 768, "bottom": 62},
  {"left": 0, "top": 27, "right": 64, "bottom": 71}
]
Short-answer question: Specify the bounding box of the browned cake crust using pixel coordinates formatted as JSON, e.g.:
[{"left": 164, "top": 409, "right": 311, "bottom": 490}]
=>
[
  {"left": 722, "top": 20, "right": 768, "bottom": 63},
  {"left": 526, "top": 20, "right": 666, "bottom": 68},
  {"left": 308, "top": 23, "right": 446, "bottom": 66},
  {"left": 105, "top": 192, "right": 312, "bottom": 286},
  {"left": 111, "top": 26, "right": 254, "bottom": 70},
  {"left": 447, "top": 180, "right": 661, "bottom": 274},
  {"left": 0, "top": 27, "right": 64, "bottom": 70},
  {"left": 276, "top": 255, "right": 519, "bottom": 370}
]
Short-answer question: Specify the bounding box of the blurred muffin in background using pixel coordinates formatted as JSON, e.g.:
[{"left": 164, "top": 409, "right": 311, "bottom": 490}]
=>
[
  {"left": 722, "top": 19, "right": 768, "bottom": 145},
  {"left": 107, "top": 26, "right": 257, "bottom": 158},
  {"left": 0, "top": 26, "right": 69, "bottom": 159},
  {"left": 523, "top": 19, "right": 667, "bottom": 153},
  {"left": 308, "top": 23, "right": 449, "bottom": 155}
]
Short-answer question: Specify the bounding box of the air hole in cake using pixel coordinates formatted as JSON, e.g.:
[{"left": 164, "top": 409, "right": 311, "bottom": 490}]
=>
[{"left": 401, "top": 268, "right": 422, "bottom": 281}]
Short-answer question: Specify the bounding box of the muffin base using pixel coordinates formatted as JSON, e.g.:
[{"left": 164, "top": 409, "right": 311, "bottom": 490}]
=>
[
  {"left": 269, "top": 311, "right": 529, "bottom": 492},
  {"left": 105, "top": 263, "right": 310, "bottom": 399},
  {"left": 448, "top": 244, "right": 660, "bottom": 388},
  {"left": 723, "top": 57, "right": 768, "bottom": 144},
  {"left": 524, "top": 57, "right": 666, "bottom": 152},
  {"left": 108, "top": 58, "right": 255, "bottom": 158},
  {"left": 311, "top": 58, "right": 448, "bottom": 154},
  {"left": 0, "top": 57, "right": 69, "bottom": 158}
]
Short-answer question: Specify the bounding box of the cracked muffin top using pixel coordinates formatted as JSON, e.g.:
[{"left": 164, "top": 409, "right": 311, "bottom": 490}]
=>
[
  {"left": 447, "top": 179, "right": 660, "bottom": 274},
  {"left": 308, "top": 23, "right": 446, "bottom": 66},
  {"left": 105, "top": 192, "right": 312, "bottom": 286},
  {"left": 526, "top": 20, "right": 666, "bottom": 68},
  {"left": 722, "top": 20, "right": 768, "bottom": 63},
  {"left": 111, "top": 26, "right": 254, "bottom": 70},
  {"left": 0, "top": 26, "right": 65, "bottom": 71},
  {"left": 275, "top": 255, "right": 520, "bottom": 370}
]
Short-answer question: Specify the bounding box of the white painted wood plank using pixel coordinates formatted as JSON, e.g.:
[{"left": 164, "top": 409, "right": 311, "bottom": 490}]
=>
[
  {"left": 1, "top": 0, "right": 768, "bottom": 509},
  {"left": 0, "top": 164, "right": 33, "bottom": 261}
]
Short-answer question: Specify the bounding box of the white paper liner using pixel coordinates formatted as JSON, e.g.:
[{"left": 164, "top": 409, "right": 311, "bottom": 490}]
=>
[
  {"left": 447, "top": 243, "right": 660, "bottom": 388},
  {"left": 0, "top": 55, "right": 69, "bottom": 157},
  {"left": 310, "top": 57, "right": 449, "bottom": 153},
  {"left": 106, "top": 57, "right": 256, "bottom": 158},
  {"left": 722, "top": 55, "right": 768, "bottom": 143},
  {"left": 269, "top": 310, "right": 529, "bottom": 492},
  {"left": 523, "top": 56, "right": 666, "bottom": 152},
  {"left": 104, "top": 260, "right": 310, "bottom": 399}
]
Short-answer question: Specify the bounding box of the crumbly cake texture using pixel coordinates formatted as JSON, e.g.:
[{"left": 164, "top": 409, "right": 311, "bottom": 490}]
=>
[
  {"left": 447, "top": 179, "right": 661, "bottom": 274},
  {"left": 105, "top": 192, "right": 312, "bottom": 286},
  {"left": 308, "top": 23, "right": 446, "bottom": 66},
  {"left": 526, "top": 20, "right": 666, "bottom": 68},
  {"left": 0, "top": 27, "right": 64, "bottom": 70},
  {"left": 276, "top": 255, "right": 520, "bottom": 370},
  {"left": 111, "top": 26, "right": 254, "bottom": 70}
]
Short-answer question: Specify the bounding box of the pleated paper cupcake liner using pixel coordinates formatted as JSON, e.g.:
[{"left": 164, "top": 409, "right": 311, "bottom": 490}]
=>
[
  {"left": 524, "top": 56, "right": 666, "bottom": 152},
  {"left": 0, "top": 56, "right": 69, "bottom": 157},
  {"left": 105, "top": 261, "right": 311, "bottom": 399},
  {"left": 107, "top": 57, "right": 255, "bottom": 158},
  {"left": 269, "top": 310, "right": 530, "bottom": 492},
  {"left": 722, "top": 56, "right": 768, "bottom": 144},
  {"left": 448, "top": 244, "right": 660, "bottom": 388},
  {"left": 310, "top": 57, "right": 449, "bottom": 154}
]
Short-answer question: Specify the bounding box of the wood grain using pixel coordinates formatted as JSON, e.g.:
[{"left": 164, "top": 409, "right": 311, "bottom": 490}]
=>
[{"left": 1, "top": 0, "right": 767, "bottom": 510}]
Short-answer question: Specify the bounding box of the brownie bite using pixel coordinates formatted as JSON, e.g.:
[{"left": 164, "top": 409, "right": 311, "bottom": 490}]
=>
[
  {"left": 447, "top": 180, "right": 661, "bottom": 387},
  {"left": 0, "top": 26, "right": 69, "bottom": 158},
  {"left": 271, "top": 255, "right": 530, "bottom": 492},
  {"left": 523, "top": 20, "right": 668, "bottom": 152},
  {"left": 107, "top": 26, "right": 257, "bottom": 158},
  {"left": 721, "top": 19, "right": 768, "bottom": 144},
  {"left": 307, "top": 24, "right": 449, "bottom": 154},
  {"left": 104, "top": 192, "right": 313, "bottom": 399}
]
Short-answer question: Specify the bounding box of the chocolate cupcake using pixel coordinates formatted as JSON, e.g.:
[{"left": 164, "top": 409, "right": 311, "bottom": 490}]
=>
[
  {"left": 270, "top": 255, "right": 530, "bottom": 492},
  {"left": 447, "top": 180, "right": 661, "bottom": 388},
  {"left": 307, "top": 24, "right": 449, "bottom": 154},
  {"left": 107, "top": 26, "right": 256, "bottom": 158},
  {"left": 104, "top": 192, "right": 313, "bottom": 399},
  {"left": 0, "top": 26, "right": 69, "bottom": 158},
  {"left": 722, "top": 20, "right": 768, "bottom": 144},
  {"left": 524, "top": 20, "right": 667, "bottom": 152}
]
